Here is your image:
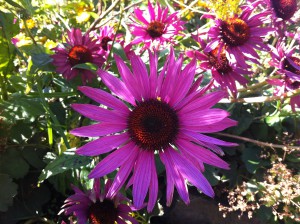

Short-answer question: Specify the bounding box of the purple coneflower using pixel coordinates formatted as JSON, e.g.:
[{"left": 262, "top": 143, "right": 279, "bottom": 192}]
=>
[
  {"left": 51, "top": 28, "right": 105, "bottom": 84},
  {"left": 252, "top": 0, "right": 298, "bottom": 34},
  {"left": 268, "top": 41, "right": 300, "bottom": 111},
  {"left": 187, "top": 37, "right": 250, "bottom": 98},
  {"left": 128, "top": 1, "right": 185, "bottom": 50},
  {"left": 96, "top": 26, "right": 117, "bottom": 59},
  {"left": 205, "top": 2, "right": 273, "bottom": 68},
  {"left": 70, "top": 48, "right": 237, "bottom": 212},
  {"left": 60, "top": 179, "right": 137, "bottom": 224}
]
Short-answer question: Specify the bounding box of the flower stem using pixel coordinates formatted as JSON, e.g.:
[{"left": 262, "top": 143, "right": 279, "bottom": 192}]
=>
[
  {"left": 0, "top": 72, "right": 8, "bottom": 101},
  {"left": 37, "top": 81, "right": 70, "bottom": 149}
]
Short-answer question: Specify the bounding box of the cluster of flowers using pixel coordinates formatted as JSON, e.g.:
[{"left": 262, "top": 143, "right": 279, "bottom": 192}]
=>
[{"left": 51, "top": 0, "right": 299, "bottom": 223}]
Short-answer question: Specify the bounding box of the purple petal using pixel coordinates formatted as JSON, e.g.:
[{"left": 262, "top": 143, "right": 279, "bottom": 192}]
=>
[
  {"left": 88, "top": 142, "right": 137, "bottom": 178},
  {"left": 166, "top": 148, "right": 214, "bottom": 197},
  {"left": 72, "top": 104, "right": 127, "bottom": 123},
  {"left": 180, "top": 109, "right": 230, "bottom": 127},
  {"left": 98, "top": 69, "right": 136, "bottom": 105},
  {"left": 78, "top": 86, "right": 129, "bottom": 112},
  {"left": 107, "top": 145, "right": 139, "bottom": 198},
  {"left": 133, "top": 150, "right": 152, "bottom": 209},
  {"left": 76, "top": 133, "right": 129, "bottom": 156},
  {"left": 176, "top": 137, "right": 230, "bottom": 169},
  {"left": 70, "top": 122, "right": 126, "bottom": 137}
]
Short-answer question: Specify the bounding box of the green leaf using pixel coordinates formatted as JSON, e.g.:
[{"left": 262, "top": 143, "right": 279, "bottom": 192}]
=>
[
  {"left": 241, "top": 146, "right": 262, "bottom": 174},
  {"left": 72, "top": 62, "right": 98, "bottom": 71},
  {"left": 203, "top": 165, "right": 221, "bottom": 186},
  {"left": 0, "top": 174, "right": 18, "bottom": 212},
  {"left": 39, "top": 149, "right": 92, "bottom": 182},
  {"left": 0, "top": 149, "right": 30, "bottom": 179},
  {"left": 0, "top": 12, "right": 19, "bottom": 72},
  {"left": 112, "top": 42, "right": 127, "bottom": 60}
]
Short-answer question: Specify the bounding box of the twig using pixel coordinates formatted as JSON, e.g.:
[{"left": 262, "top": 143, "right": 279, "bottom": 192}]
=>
[
  {"left": 87, "top": 0, "right": 121, "bottom": 33},
  {"left": 96, "top": 0, "right": 143, "bottom": 28},
  {"left": 220, "top": 89, "right": 300, "bottom": 103},
  {"left": 238, "top": 74, "right": 280, "bottom": 93},
  {"left": 173, "top": 0, "right": 211, "bottom": 16},
  {"left": 215, "top": 133, "right": 300, "bottom": 150}
]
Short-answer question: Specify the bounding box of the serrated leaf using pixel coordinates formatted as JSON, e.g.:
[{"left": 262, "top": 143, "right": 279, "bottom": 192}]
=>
[
  {"left": 0, "top": 174, "right": 18, "bottom": 212},
  {"left": 39, "top": 149, "right": 92, "bottom": 182}
]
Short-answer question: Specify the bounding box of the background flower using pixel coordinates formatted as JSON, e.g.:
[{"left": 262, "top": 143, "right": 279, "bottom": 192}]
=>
[
  {"left": 205, "top": 1, "right": 273, "bottom": 68},
  {"left": 128, "top": 1, "right": 185, "bottom": 50},
  {"left": 51, "top": 28, "right": 105, "bottom": 84},
  {"left": 268, "top": 41, "right": 300, "bottom": 111},
  {"left": 60, "top": 179, "right": 137, "bottom": 224}
]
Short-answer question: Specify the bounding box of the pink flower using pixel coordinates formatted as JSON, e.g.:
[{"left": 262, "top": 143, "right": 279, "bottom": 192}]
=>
[
  {"left": 187, "top": 37, "right": 251, "bottom": 98},
  {"left": 268, "top": 41, "right": 300, "bottom": 111},
  {"left": 250, "top": 0, "right": 298, "bottom": 35},
  {"left": 95, "top": 26, "right": 118, "bottom": 59},
  {"left": 205, "top": 2, "right": 273, "bottom": 68},
  {"left": 128, "top": 1, "right": 185, "bottom": 50},
  {"left": 70, "top": 48, "right": 237, "bottom": 212},
  {"left": 51, "top": 28, "right": 105, "bottom": 84},
  {"left": 59, "top": 179, "right": 137, "bottom": 224}
]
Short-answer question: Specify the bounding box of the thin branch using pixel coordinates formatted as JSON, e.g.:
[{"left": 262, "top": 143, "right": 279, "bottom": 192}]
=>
[
  {"left": 220, "top": 89, "right": 300, "bottom": 103},
  {"left": 173, "top": 0, "right": 209, "bottom": 16},
  {"left": 87, "top": 0, "right": 121, "bottom": 33},
  {"left": 215, "top": 133, "right": 300, "bottom": 150},
  {"left": 96, "top": 0, "right": 143, "bottom": 29},
  {"left": 238, "top": 74, "right": 280, "bottom": 93}
]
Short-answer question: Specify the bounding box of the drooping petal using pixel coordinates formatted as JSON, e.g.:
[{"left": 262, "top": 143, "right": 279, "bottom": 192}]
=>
[
  {"left": 76, "top": 133, "right": 129, "bottom": 156},
  {"left": 88, "top": 142, "right": 137, "bottom": 179},
  {"left": 70, "top": 122, "right": 126, "bottom": 137},
  {"left": 72, "top": 104, "right": 127, "bottom": 123},
  {"left": 77, "top": 86, "right": 129, "bottom": 112},
  {"left": 132, "top": 150, "right": 152, "bottom": 209},
  {"left": 166, "top": 147, "right": 215, "bottom": 197}
]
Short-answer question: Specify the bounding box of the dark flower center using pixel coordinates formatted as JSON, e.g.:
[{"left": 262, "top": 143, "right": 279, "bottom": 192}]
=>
[
  {"left": 68, "top": 45, "right": 93, "bottom": 66},
  {"left": 207, "top": 46, "right": 232, "bottom": 74},
  {"left": 271, "top": 0, "right": 297, "bottom": 20},
  {"left": 101, "top": 36, "right": 112, "bottom": 51},
  {"left": 146, "top": 21, "right": 165, "bottom": 38},
  {"left": 88, "top": 199, "right": 118, "bottom": 224},
  {"left": 128, "top": 99, "right": 179, "bottom": 151},
  {"left": 220, "top": 18, "right": 250, "bottom": 47},
  {"left": 283, "top": 56, "right": 300, "bottom": 75}
]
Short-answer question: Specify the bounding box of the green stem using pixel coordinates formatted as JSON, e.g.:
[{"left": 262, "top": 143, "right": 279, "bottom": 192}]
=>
[
  {"left": 26, "top": 91, "right": 78, "bottom": 98},
  {"left": 106, "top": 6, "right": 123, "bottom": 64},
  {"left": 23, "top": 19, "right": 39, "bottom": 47},
  {"left": 0, "top": 72, "right": 8, "bottom": 100},
  {"left": 37, "top": 82, "right": 70, "bottom": 149}
]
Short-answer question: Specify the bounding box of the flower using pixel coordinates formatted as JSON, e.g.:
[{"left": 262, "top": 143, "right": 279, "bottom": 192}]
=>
[
  {"left": 128, "top": 1, "right": 185, "bottom": 50},
  {"left": 187, "top": 37, "right": 251, "bottom": 98},
  {"left": 96, "top": 25, "right": 117, "bottom": 60},
  {"left": 51, "top": 28, "right": 105, "bottom": 84},
  {"left": 70, "top": 48, "right": 237, "bottom": 212},
  {"left": 268, "top": 41, "right": 300, "bottom": 111},
  {"left": 205, "top": 2, "right": 273, "bottom": 68},
  {"left": 59, "top": 179, "right": 137, "bottom": 224},
  {"left": 251, "top": 0, "right": 298, "bottom": 35}
]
